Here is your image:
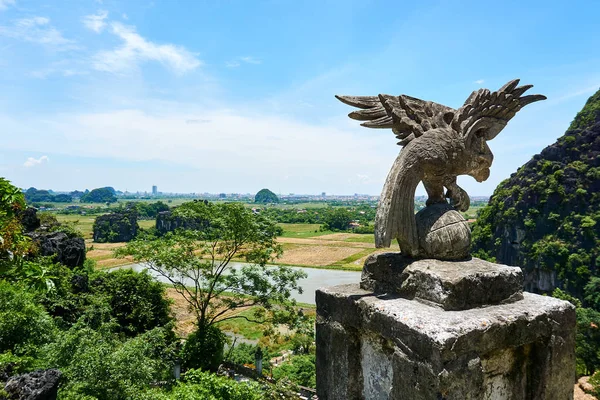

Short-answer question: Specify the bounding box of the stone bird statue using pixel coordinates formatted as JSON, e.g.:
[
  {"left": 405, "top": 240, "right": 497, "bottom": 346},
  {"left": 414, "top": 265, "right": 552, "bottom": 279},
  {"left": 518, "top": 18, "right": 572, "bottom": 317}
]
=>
[{"left": 336, "top": 79, "right": 546, "bottom": 259}]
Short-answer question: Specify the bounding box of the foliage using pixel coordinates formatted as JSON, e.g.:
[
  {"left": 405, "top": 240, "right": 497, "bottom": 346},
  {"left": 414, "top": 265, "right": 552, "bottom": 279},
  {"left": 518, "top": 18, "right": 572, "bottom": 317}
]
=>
[
  {"left": 136, "top": 201, "right": 170, "bottom": 218},
  {"left": 225, "top": 343, "right": 272, "bottom": 368},
  {"left": 255, "top": 188, "right": 279, "bottom": 204},
  {"left": 162, "top": 369, "right": 266, "bottom": 400},
  {"left": 272, "top": 354, "right": 316, "bottom": 388},
  {"left": 89, "top": 269, "right": 173, "bottom": 337},
  {"left": 44, "top": 324, "right": 176, "bottom": 400},
  {"left": 322, "top": 207, "right": 353, "bottom": 231},
  {"left": 569, "top": 87, "right": 600, "bottom": 131},
  {"left": 93, "top": 208, "right": 139, "bottom": 243},
  {"left": 0, "top": 280, "right": 57, "bottom": 357},
  {"left": 180, "top": 324, "right": 226, "bottom": 371},
  {"left": 24, "top": 188, "right": 72, "bottom": 203},
  {"left": 117, "top": 201, "right": 306, "bottom": 331},
  {"left": 81, "top": 187, "right": 117, "bottom": 204},
  {"left": 471, "top": 88, "right": 600, "bottom": 300},
  {"left": 0, "top": 178, "right": 29, "bottom": 265},
  {"left": 575, "top": 307, "right": 600, "bottom": 375}
]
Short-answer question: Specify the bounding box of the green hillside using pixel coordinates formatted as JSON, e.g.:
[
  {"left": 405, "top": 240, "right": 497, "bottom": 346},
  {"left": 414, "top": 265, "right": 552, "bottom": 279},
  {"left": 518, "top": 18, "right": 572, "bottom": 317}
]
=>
[{"left": 472, "top": 88, "right": 600, "bottom": 299}]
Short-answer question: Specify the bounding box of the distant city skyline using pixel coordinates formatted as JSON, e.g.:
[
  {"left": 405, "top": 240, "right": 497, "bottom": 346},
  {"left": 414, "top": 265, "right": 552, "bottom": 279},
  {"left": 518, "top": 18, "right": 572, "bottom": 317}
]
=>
[{"left": 1, "top": 0, "right": 599, "bottom": 196}]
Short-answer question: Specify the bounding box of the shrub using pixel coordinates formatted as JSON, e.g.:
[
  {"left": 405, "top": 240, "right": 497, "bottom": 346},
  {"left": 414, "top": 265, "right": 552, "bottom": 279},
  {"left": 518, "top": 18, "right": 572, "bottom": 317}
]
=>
[
  {"left": 0, "top": 280, "right": 56, "bottom": 356},
  {"left": 90, "top": 269, "right": 173, "bottom": 336},
  {"left": 181, "top": 324, "right": 226, "bottom": 372},
  {"left": 272, "top": 354, "right": 316, "bottom": 388},
  {"left": 45, "top": 324, "right": 176, "bottom": 400}
]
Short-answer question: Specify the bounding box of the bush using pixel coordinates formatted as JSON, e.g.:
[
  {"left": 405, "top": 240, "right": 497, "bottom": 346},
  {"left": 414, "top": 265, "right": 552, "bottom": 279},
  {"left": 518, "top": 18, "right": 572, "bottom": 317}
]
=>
[
  {"left": 0, "top": 281, "right": 56, "bottom": 356},
  {"left": 158, "top": 369, "right": 265, "bottom": 400},
  {"left": 44, "top": 324, "right": 176, "bottom": 400},
  {"left": 272, "top": 354, "right": 316, "bottom": 388},
  {"left": 225, "top": 343, "right": 271, "bottom": 368},
  {"left": 181, "top": 325, "right": 226, "bottom": 372},
  {"left": 90, "top": 269, "right": 173, "bottom": 336}
]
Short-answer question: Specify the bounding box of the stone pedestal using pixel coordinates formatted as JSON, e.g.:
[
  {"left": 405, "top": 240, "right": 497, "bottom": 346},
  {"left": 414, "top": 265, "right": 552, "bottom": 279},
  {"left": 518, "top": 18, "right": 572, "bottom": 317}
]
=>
[{"left": 316, "top": 254, "right": 576, "bottom": 400}]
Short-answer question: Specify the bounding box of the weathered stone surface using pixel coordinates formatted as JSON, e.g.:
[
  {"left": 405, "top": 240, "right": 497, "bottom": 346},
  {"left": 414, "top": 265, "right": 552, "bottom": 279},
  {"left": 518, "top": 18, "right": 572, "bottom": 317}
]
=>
[
  {"left": 399, "top": 258, "right": 523, "bottom": 310},
  {"left": 29, "top": 232, "right": 85, "bottom": 268},
  {"left": 18, "top": 207, "right": 40, "bottom": 232},
  {"left": 360, "top": 252, "right": 410, "bottom": 293},
  {"left": 156, "top": 210, "right": 208, "bottom": 236},
  {"left": 316, "top": 284, "right": 575, "bottom": 400},
  {"left": 361, "top": 253, "right": 523, "bottom": 310},
  {"left": 337, "top": 80, "right": 545, "bottom": 259},
  {"left": 415, "top": 203, "right": 470, "bottom": 260},
  {"left": 93, "top": 211, "right": 138, "bottom": 243},
  {"left": 4, "top": 369, "right": 61, "bottom": 400}
]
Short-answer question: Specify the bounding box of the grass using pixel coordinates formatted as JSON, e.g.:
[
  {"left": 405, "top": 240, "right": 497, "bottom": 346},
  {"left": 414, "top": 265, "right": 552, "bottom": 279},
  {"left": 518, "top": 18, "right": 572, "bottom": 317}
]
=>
[
  {"left": 343, "top": 234, "right": 375, "bottom": 244},
  {"left": 55, "top": 214, "right": 97, "bottom": 239},
  {"left": 278, "top": 223, "right": 333, "bottom": 238},
  {"left": 215, "top": 308, "right": 269, "bottom": 340}
]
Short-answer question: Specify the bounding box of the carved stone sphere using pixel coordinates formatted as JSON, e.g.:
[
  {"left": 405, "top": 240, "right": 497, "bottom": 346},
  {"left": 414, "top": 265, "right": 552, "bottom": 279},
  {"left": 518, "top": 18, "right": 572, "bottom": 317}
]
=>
[{"left": 415, "top": 203, "right": 471, "bottom": 260}]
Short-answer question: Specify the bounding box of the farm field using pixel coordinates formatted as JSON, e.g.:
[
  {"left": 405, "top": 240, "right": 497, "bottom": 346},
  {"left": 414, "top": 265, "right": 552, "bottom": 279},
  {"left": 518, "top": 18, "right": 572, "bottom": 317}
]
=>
[{"left": 62, "top": 215, "right": 383, "bottom": 270}]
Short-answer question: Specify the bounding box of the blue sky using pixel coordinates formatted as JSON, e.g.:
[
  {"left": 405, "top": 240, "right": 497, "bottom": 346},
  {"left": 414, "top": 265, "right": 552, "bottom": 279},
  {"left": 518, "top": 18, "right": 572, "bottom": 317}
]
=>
[{"left": 1, "top": 0, "right": 599, "bottom": 195}]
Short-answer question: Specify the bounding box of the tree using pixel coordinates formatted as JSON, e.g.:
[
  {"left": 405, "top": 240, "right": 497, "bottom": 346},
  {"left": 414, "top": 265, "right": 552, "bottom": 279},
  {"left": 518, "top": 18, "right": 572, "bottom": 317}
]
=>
[
  {"left": 81, "top": 187, "right": 117, "bottom": 203},
  {"left": 322, "top": 208, "right": 353, "bottom": 231},
  {"left": 254, "top": 189, "right": 279, "bottom": 203},
  {"left": 117, "top": 201, "right": 306, "bottom": 341}
]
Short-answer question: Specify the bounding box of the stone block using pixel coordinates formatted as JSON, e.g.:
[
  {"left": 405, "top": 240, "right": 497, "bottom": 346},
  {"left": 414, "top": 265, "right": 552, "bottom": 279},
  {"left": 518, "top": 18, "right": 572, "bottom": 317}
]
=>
[
  {"left": 361, "top": 254, "right": 523, "bottom": 310},
  {"left": 316, "top": 284, "right": 575, "bottom": 400}
]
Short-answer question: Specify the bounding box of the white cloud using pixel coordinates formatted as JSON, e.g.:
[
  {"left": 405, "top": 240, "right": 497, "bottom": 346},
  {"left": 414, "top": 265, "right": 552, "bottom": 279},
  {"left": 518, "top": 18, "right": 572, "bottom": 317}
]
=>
[
  {"left": 82, "top": 10, "right": 108, "bottom": 33},
  {"left": 0, "top": 0, "right": 15, "bottom": 11},
  {"left": 226, "top": 56, "right": 261, "bottom": 68},
  {"left": 474, "top": 79, "right": 485, "bottom": 85},
  {"left": 24, "top": 155, "right": 49, "bottom": 167},
  {"left": 92, "top": 22, "right": 201, "bottom": 74},
  {"left": 2, "top": 106, "right": 392, "bottom": 193},
  {"left": 0, "top": 17, "right": 77, "bottom": 50}
]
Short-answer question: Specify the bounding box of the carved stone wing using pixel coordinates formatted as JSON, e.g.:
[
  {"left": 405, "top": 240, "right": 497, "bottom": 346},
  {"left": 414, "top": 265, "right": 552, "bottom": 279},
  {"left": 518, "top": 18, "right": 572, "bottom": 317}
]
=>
[
  {"left": 453, "top": 79, "right": 547, "bottom": 142},
  {"left": 335, "top": 94, "right": 456, "bottom": 147}
]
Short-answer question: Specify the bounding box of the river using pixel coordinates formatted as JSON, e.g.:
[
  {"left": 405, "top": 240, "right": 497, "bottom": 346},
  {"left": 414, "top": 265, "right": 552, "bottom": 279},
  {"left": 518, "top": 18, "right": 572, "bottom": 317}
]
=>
[{"left": 114, "top": 262, "right": 361, "bottom": 305}]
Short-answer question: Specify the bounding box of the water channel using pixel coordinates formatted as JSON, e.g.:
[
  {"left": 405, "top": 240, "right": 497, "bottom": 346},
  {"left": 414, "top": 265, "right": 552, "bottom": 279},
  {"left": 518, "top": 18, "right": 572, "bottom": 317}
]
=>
[{"left": 115, "top": 262, "right": 362, "bottom": 305}]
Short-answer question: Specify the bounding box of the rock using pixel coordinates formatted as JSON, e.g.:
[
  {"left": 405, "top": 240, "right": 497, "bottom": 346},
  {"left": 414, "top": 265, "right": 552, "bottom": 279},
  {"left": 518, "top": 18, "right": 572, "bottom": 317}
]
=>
[
  {"left": 29, "top": 232, "right": 85, "bottom": 268},
  {"left": 316, "top": 284, "right": 575, "bottom": 400},
  {"left": 579, "top": 376, "right": 595, "bottom": 394},
  {"left": 156, "top": 210, "right": 207, "bottom": 236},
  {"left": 398, "top": 257, "right": 523, "bottom": 310},
  {"left": 360, "top": 252, "right": 410, "bottom": 293},
  {"left": 4, "top": 369, "right": 61, "bottom": 400},
  {"left": 93, "top": 211, "right": 138, "bottom": 243},
  {"left": 415, "top": 203, "right": 471, "bottom": 260},
  {"left": 18, "top": 208, "right": 40, "bottom": 233},
  {"left": 361, "top": 253, "right": 523, "bottom": 310}
]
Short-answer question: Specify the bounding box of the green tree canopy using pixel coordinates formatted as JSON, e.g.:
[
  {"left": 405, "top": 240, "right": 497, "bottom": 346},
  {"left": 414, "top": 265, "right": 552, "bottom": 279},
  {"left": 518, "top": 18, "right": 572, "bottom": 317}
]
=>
[
  {"left": 117, "top": 201, "right": 305, "bottom": 334},
  {"left": 254, "top": 188, "right": 279, "bottom": 203},
  {"left": 322, "top": 208, "right": 353, "bottom": 231},
  {"left": 81, "top": 187, "right": 117, "bottom": 203}
]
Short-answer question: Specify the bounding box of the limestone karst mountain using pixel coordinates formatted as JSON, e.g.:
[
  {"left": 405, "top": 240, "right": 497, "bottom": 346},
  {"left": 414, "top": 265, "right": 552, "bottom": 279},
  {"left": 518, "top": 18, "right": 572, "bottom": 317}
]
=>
[{"left": 471, "top": 89, "right": 600, "bottom": 298}]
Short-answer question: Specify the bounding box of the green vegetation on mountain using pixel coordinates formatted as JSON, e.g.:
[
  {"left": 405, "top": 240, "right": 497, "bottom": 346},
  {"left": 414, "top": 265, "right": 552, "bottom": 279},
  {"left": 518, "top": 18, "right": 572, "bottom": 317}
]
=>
[
  {"left": 255, "top": 188, "right": 279, "bottom": 203},
  {"left": 81, "top": 187, "right": 117, "bottom": 204},
  {"left": 472, "top": 88, "right": 600, "bottom": 299}
]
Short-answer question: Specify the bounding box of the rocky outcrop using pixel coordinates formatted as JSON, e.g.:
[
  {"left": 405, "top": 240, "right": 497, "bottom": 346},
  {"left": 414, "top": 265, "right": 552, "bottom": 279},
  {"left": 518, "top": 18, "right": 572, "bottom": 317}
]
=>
[
  {"left": 156, "top": 210, "right": 207, "bottom": 235},
  {"left": 3, "top": 369, "right": 61, "bottom": 400},
  {"left": 93, "top": 211, "right": 138, "bottom": 243},
  {"left": 28, "top": 232, "right": 85, "bottom": 268},
  {"left": 471, "top": 88, "right": 600, "bottom": 296},
  {"left": 18, "top": 208, "right": 40, "bottom": 232}
]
